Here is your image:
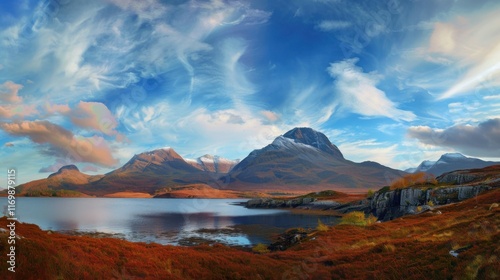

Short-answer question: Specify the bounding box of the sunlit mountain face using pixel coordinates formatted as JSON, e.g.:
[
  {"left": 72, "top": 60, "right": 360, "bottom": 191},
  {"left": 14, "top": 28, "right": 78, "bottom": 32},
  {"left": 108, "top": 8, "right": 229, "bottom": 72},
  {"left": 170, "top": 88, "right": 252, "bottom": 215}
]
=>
[{"left": 1, "top": 0, "right": 500, "bottom": 184}]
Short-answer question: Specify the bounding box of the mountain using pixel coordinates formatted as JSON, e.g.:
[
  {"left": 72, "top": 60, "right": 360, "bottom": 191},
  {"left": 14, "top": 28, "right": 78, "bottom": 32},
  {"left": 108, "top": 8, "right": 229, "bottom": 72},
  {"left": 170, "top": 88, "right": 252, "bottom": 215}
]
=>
[
  {"left": 16, "top": 128, "right": 410, "bottom": 196},
  {"left": 110, "top": 148, "right": 200, "bottom": 174},
  {"left": 185, "top": 154, "right": 239, "bottom": 173},
  {"left": 15, "top": 148, "right": 241, "bottom": 197},
  {"left": 81, "top": 148, "right": 215, "bottom": 195},
  {"left": 409, "top": 153, "right": 500, "bottom": 176},
  {"left": 17, "top": 165, "right": 103, "bottom": 196},
  {"left": 223, "top": 127, "right": 405, "bottom": 191}
]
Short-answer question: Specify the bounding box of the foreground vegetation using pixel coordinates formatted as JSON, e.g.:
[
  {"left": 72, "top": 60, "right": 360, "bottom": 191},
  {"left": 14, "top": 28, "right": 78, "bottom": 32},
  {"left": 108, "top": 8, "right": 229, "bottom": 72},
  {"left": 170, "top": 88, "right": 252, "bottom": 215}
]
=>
[{"left": 1, "top": 188, "right": 498, "bottom": 279}]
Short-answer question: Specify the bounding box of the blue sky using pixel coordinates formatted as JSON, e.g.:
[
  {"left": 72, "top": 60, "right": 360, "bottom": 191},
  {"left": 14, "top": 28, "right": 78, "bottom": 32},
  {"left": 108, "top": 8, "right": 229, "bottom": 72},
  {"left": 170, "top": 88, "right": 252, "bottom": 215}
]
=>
[{"left": 1, "top": 0, "right": 499, "bottom": 184}]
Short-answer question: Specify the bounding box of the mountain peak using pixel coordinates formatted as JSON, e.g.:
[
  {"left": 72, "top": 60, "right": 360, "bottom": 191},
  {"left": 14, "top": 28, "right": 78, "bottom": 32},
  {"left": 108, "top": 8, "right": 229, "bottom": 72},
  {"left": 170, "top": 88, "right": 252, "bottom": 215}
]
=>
[
  {"left": 48, "top": 165, "right": 80, "bottom": 178},
  {"left": 200, "top": 154, "right": 215, "bottom": 160},
  {"left": 137, "top": 148, "right": 183, "bottom": 161},
  {"left": 441, "top": 153, "right": 466, "bottom": 159},
  {"left": 283, "top": 127, "right": 344, "bottom": 159}
]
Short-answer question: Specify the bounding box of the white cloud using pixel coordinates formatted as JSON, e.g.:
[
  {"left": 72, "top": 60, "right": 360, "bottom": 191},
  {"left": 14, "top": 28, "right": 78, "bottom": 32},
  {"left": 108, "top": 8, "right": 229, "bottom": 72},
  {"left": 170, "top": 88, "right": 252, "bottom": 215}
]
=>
[
  {"left": 337, "top": 139, "right": 400, "bottom": 167},
  {"left": 69, "top": 101, "right": 121, "bottom": 138},
  {"left": 117, "top": 97, "right": 288, "bottom": 160},
  {"left": 261, "top": 110, "right": 280, "bottom": 123},
  {"left": 0, "top": 104, "right": 38, "bottom": 119},
  {"left": 484, "top": 95, "right": 500, "bottom": 100},
  {"left": 327, "top": 58, "right": 416, "bottom": 122},
  {"left": 107, "top": 0, "right": 168, "bottom": 20},
  {"left": 0, "top": 81, "right": 23, "bottom": 103},
  {"left": 316, "top": 20, "right": 351, "bottom": 31},
  {"left": 423, "top": 7, "right": 500, "bottom": 99}
]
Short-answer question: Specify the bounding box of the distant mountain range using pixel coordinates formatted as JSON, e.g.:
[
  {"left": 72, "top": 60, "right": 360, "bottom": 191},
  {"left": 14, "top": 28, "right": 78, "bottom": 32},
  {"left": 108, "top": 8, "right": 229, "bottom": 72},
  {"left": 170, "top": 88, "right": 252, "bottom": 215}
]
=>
[
  {"left": 406, "top": 153, "right": 500, "bottom": 176},
  {"left": 185, "top": 155, "right": 239, "bottom": 173},
  {"left": 18, "top": 127, "right": 496, "bottom": 197}
]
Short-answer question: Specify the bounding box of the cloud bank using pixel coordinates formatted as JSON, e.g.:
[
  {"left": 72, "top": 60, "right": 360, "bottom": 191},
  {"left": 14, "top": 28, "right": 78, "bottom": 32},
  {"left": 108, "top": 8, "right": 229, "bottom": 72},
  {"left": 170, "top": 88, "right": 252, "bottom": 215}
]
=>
[
  {"left": 407, "top": 118, "right": 500, "bottom": 157},
  {"left": 0, "top": 121, "right": 118, "bottom": 166}
]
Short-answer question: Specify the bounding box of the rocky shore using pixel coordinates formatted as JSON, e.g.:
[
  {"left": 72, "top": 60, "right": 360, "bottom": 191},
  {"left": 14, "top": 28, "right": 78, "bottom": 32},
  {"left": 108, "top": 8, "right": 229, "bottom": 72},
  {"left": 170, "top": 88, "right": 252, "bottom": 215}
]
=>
[{"left": 245, "top": 167, "right": 499, "bottom": 221}]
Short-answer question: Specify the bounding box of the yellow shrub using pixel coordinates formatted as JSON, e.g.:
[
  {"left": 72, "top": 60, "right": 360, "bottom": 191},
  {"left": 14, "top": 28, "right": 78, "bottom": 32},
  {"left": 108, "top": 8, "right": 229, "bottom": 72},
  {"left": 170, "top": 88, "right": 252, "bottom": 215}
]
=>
[
  {"left": 382, "top": 244, "right": 396, "bottom": 253},
  {"left": 252, "top": 243, "right": 269, "bottom": 254},
  {"left": 340, "top": 211, "right": 377, "bottom": 226},
  {"left": 317, "top": 219, "right": 329, "bottom": 232},
  {"left": 390, "top": 172, "right": 437, "bottom": 190}
]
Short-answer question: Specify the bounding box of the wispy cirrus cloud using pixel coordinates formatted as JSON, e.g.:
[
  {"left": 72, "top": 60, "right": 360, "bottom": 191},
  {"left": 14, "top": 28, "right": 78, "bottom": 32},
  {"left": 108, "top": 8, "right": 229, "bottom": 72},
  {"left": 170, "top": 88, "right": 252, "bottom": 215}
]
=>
[
  {"left": 0, "top": 0, "right": 271, "bottom": 103},
  {"left": 392, "top": 3, "right": 500, "bottom": 100},
  {"left": 428, "top": 8, "right": 500, "bottom": 99},
  {"left": 327, "top": 58, "right": 416, "bottom": 122}
]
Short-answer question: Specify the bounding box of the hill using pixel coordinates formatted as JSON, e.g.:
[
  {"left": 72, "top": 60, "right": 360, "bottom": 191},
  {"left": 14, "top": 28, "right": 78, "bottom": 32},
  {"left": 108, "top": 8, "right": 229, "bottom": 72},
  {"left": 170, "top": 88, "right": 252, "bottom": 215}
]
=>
[{"left": 16, "top": 165, "right": 102, "bottom": 197}]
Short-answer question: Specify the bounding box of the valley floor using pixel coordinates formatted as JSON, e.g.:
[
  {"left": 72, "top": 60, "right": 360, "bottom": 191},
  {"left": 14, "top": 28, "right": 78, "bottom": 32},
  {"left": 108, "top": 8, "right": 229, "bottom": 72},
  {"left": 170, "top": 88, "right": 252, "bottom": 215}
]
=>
[{"left": 1, "top": 189, "right": 499, "bottom": 279}]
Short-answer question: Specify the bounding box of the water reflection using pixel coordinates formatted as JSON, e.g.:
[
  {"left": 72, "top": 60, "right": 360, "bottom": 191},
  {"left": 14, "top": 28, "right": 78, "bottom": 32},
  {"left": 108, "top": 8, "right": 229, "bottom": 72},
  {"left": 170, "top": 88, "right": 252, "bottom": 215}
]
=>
[{"left": 1, "top": 198, "right": 339, "bottom": 246}]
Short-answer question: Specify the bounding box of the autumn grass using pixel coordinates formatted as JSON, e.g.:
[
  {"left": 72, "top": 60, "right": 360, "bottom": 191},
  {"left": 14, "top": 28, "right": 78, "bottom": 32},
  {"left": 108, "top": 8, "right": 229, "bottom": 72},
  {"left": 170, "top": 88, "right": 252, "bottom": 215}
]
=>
[{"left": 0, "top": 189, "right": 498, "bottom": 279}]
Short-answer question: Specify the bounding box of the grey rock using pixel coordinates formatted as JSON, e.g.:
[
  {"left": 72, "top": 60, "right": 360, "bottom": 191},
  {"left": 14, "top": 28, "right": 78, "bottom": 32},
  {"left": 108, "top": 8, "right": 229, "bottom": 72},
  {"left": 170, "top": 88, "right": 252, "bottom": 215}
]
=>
[{"left": 368, "top": 185, "right": 492, "bottom": 221}]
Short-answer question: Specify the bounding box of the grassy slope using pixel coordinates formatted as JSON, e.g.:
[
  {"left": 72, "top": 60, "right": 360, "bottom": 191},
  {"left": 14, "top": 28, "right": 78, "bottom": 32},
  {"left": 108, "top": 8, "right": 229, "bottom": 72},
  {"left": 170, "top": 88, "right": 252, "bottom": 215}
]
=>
[{"left": 0, "top": 189, "right": 499, "bottom": 279}]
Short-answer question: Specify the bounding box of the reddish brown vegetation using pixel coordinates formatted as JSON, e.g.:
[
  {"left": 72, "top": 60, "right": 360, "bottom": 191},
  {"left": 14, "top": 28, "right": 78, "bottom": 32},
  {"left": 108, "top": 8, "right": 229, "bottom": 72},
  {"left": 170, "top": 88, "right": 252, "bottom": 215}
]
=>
[
  {"left": 153, "top": 184, "right": 241, "bottom": 198},
  {"left": 1, "top": 189, "right": 499, "bottom": 279},
  {"left": 390, "top": 172, "right": 437, "bottom": 190}
]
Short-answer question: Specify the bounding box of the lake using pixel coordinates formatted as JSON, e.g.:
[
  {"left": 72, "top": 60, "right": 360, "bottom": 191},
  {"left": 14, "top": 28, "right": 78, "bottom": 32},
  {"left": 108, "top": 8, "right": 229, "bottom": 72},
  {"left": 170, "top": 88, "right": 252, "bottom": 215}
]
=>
[{"left": 1, "top": 198, "right": 339, "bottom": 246}]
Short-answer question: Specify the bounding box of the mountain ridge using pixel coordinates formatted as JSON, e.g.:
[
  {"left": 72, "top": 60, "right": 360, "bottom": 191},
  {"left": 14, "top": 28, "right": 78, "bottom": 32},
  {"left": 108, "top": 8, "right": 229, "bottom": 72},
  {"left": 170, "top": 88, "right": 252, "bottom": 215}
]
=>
[{"left": 408, "top": 153, "right": 500, "bottom": 176}]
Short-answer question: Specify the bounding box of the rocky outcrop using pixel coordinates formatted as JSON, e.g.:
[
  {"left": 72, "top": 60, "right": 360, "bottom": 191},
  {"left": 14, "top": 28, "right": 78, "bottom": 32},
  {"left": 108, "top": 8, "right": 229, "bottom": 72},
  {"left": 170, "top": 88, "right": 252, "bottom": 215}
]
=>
[
  {"left": 268, "top": 228, "right": 312, "bottom": 251},
  {"left": 437, "top": 173, "right": 480, "bottom": 185},
  {"left": 368, "top": 185, "right": 492, "bottom": 221},
  {"left": 246, "top": 197, "right": 317, "bottom": 208},
  {"left": 367, "top": 165, "right": 500, "bottom": 221},
  {"left": 246, "top": 185, "right": 494, "bottom": 221}
]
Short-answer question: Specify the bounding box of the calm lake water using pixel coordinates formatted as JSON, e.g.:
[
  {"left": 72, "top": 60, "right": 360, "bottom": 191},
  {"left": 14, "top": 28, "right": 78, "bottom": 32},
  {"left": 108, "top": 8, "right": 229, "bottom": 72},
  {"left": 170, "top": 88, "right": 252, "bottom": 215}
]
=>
[{"left": 1, "top": 198, "right": 339, "bottom": 246}]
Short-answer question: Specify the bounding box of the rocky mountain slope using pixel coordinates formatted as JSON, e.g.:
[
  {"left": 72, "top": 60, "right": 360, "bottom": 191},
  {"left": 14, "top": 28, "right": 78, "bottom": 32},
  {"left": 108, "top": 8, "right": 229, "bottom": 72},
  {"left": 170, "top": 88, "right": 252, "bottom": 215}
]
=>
[
  {"left": 408, "top": 153, "right": 499, "bottom": 176},
  {"left": 75, "top": 148, "right": 219, "bottom": 196},
  {"left": 185, "top": 154, "right": 238, "bottom": 173},
  {"left": 224, "top": 127, "right": 405, "bottom": 191}
]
